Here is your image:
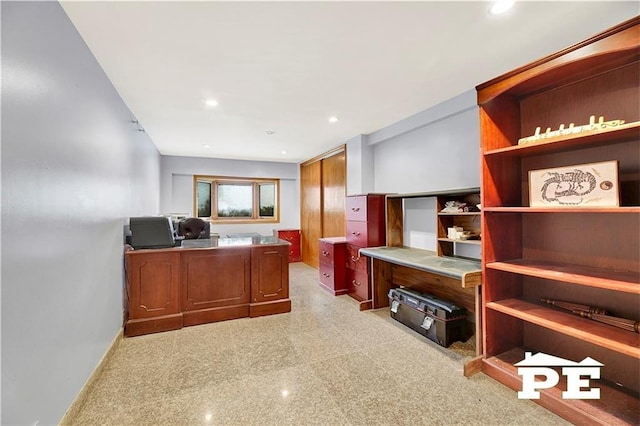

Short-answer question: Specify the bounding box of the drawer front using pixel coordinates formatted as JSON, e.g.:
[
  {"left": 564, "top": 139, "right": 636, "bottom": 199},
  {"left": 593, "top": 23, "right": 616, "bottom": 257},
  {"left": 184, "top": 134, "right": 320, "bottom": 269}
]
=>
[
  {"left": 278, "top": 230, "right": 301, "bottom": 262},
  {"left": 345, "top": 195, "right": 368, "bottom": 221},
  {"left": 346, "top": 244, "right": 368, "bottom": 273},
  {"left": 346, "top": 221, "right": 369, "bottom": 247},
  {"left": 319, "top": 263, "right": 346, "bottom": 291},
  {"left": 277, "top": 230, "right": 300, "bottom": 245},
  {"left": 347, "top": 268, "right": 370, "bottom": 301},
  {"left": 288, "top": 245, "right": 302, "bottom": 263},
  {"left": 319, "top": 239, "right": 336, "bottom": 265}
]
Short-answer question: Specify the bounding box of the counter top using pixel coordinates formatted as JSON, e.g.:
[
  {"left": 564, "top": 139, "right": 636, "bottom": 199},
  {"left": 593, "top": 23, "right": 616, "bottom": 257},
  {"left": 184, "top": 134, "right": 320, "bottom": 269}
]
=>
[
  {"left": 359, "top": 246, "right": 481, "bottom": 288},
  {"left": 127, "top": 235, "right": 288, "bottom": 254}
]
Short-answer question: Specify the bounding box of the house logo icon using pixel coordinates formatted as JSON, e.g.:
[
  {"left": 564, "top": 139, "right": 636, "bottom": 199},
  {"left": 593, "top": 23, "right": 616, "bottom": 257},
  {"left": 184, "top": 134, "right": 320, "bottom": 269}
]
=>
[{"left": 515, "top": 352, "right": 603, "bottom": 400}]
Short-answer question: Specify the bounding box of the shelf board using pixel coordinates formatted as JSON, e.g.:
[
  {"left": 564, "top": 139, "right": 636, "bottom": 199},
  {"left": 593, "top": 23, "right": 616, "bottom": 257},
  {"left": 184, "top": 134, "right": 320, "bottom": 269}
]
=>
[
  {"left": 486, "top": 299, "right": 640, "bottom": 358},
  {"left": 483, "top": 206, "right": 640, "bottom": 213},
  {"left": 438, "top": 237, "right": 481, "bottom": 245},
  {"left": 483, "top": 121, "right": 640, "bottom": 157},
  {"left": 387, "top": 188, "right": 480, "bottom": 199},
  {"left": 482, "top": 347, "right": 639, "bottom": 426},
  {"left": 486, "top": 259, "right": 640, "bottom": 294}
]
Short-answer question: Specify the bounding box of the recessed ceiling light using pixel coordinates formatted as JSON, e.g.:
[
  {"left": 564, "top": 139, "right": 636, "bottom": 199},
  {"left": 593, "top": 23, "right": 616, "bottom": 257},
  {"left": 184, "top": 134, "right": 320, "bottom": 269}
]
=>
[
  {"left": 205, "top": 99, "right": 218, "bottom": 107},
  {"left": 202, "top": 144, "right": 211, "bottom": 148},
  {"left": 328, "top": 116, "right": 339, "bottom": 123},
  {"left": 281, "top": 150, "right": 287, "bottom": 155},
  {"left": 489, "top": 0, "right": 514, "bottom": 15}
]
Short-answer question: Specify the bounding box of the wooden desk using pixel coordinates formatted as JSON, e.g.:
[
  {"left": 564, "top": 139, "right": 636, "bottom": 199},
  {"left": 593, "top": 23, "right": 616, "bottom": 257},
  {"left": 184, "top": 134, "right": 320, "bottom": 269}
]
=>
[
  {"left": 359, "top": 246, "right": 483, "bottom": 375},
  {"left": 124, "top": 236, "right": 291, "bottom": 337}
]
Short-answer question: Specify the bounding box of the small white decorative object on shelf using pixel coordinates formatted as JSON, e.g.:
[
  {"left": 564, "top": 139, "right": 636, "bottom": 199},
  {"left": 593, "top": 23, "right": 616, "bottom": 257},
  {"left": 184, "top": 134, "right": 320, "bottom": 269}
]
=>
[
  {"left": 528, "top": 160, "right": 619, "bottom": 207},
  {"left": 518, "top": 115, "right": 626, "bottom": 145},
  {"left": 447, "top": 227, "right": 463, "bottom": 240}
]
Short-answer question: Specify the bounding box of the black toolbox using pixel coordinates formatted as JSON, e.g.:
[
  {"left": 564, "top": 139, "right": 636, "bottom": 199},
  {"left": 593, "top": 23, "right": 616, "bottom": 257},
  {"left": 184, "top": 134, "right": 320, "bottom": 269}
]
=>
[{"left": 388, "top": 287, "right": 468, "bottom": 347}]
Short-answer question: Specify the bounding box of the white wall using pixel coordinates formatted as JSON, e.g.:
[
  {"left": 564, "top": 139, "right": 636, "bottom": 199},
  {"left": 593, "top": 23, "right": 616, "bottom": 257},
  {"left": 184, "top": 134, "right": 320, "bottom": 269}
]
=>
[
  {"left": 2, "top": 3, "right": 161, "bottom": 424},
  {"left": 160, "top": 155, "right": 299, "bottom": 236}
]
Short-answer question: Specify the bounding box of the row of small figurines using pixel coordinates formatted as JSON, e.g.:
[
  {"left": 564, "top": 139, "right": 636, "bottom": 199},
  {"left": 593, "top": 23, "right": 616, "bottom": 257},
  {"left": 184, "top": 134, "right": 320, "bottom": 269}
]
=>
[{"left": 518, "top": 115, "right": 625, "bottom": 145}]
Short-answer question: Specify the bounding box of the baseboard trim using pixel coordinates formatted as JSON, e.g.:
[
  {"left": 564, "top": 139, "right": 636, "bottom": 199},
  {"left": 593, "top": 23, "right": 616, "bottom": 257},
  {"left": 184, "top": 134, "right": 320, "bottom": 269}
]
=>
[{"left": 58, "top": 327, "right": 124, "bottom": 425}]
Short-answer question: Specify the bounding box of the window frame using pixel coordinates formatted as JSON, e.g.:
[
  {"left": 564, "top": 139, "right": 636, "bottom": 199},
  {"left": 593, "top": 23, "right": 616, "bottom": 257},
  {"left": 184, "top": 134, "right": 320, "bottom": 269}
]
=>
[{"left": 193, "top": 175, "right": 280, "bottom": 224}]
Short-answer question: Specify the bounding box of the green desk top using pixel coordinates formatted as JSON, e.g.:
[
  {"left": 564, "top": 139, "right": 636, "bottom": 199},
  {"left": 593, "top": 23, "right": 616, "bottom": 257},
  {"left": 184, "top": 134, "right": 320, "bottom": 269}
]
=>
[{"left": 359, "top": 246, "right": 482, "bottom": 288}]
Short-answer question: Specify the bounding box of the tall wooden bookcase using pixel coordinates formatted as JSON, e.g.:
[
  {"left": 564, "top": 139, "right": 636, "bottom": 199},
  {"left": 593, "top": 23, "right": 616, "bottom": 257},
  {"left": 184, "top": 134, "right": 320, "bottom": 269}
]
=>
[{"left": 477, "top": 17, "right": 639, "bottom": 425}]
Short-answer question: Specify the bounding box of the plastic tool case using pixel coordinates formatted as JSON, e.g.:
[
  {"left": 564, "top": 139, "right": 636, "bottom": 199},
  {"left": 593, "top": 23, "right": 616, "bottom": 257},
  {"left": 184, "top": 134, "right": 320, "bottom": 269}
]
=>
[{"left": 388, "top": 288, "right": 467, "bottom": 347}]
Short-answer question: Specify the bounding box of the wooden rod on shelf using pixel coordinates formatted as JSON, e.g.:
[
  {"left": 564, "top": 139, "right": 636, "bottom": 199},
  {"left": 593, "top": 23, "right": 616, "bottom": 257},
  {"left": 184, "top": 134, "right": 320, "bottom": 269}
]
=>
[
  {"left": 541, "top": 298, "right": 639, "bottom": 333},
  {"left": 572, "top": 310, "right": 640, "bottom": 333}
]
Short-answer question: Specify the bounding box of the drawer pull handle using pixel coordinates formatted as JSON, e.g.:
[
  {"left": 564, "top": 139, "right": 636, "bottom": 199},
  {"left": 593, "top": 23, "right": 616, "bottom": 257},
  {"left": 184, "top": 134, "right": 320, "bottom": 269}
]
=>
[
  {"left": 351, "top": 255, "right": 359, "bottom": 262},
  {"left": 323, "top": 273, "right": 331, "bottom": 277},
  {"left": 322, "top": 251, "right": 329, "bottom": 256},
  {"left": 351, "top": 232, "right": 360, "bottom": 236},
  {"left": 351, "top": 207, "right": 360, "bottom": 212},
  {"left": 352, "top": 280, "right": 361, "bottom": 287}
]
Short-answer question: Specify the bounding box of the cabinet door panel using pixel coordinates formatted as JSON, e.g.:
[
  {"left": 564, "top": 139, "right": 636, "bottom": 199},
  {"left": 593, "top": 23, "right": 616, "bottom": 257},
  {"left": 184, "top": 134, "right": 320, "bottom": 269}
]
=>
[
  {"left": 182, "top": 248, "right": 251, "bottom": 310},
  {"left": 252, "top": 246, "right": 289, "bottom": 302},
  {"left": 300, "top": 161, "right": 322, "bottom": 267},
  {"left": 127, "top": 252, "right": 181, "bottom": 319},
  {"left": 322, "top": 151, "right": 346, "bottom": 237}
]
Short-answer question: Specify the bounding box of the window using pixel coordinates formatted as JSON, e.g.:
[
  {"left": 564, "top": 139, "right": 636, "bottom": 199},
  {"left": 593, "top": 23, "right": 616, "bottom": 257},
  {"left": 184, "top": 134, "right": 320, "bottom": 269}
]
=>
[{"left": 194, "top": 176, "right": 279, "bottom": 223}]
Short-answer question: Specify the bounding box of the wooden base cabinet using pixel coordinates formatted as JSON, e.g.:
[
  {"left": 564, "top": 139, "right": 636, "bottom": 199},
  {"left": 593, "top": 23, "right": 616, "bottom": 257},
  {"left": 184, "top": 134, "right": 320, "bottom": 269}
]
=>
[
  {"left": 181, "top": 247, "right": 251, "bottom": 326},
  {"left": 250, "top": 245, "right": 291, "bottom": 317},
  {"left": 318, "top": 237, "right": 347, "bottom": 295},
  {"left": 125, "top": 251, "right": 182, "bottom": 336},
  {"left": 273, "top": 229, "right": 302, "bottom": 262},
  {"left": 477, "top": 17, "right": 639, "bottom": 425},
  {"left": 345, "top": 194, "right": 386, "bottom": 308},
  {"left": 124, "top": 239, "right": 291, "bottom": 337}
]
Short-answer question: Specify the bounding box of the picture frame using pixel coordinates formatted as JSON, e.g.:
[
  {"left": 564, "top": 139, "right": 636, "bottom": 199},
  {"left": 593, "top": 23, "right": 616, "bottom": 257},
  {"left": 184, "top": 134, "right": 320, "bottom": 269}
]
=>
[{"left": 528, "top": 160, "right": 619, "bottom": 207}]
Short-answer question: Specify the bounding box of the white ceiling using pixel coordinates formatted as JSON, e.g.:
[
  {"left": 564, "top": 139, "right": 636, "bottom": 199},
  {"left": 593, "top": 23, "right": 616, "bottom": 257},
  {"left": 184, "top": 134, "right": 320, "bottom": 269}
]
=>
[{"left": 60, "top": 1, "right": 638, "bottom": 163}]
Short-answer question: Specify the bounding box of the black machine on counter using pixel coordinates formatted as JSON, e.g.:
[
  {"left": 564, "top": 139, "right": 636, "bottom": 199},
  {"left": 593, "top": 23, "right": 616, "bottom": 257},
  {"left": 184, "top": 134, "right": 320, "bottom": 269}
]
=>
[{"left": 388, "top": 287, "right": 468, "bottom": 348}]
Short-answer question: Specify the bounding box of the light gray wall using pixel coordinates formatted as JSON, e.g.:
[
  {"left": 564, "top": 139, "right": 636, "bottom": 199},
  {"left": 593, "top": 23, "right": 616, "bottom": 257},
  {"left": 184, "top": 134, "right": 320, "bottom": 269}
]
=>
[
  {"left": 370, "top": 90, "right": 479, "bottom": 194},
  {"left": 2, "top": 2, "right": 161, "bottom": 425},
  {"left": 345, "top": 134, "right": 374, "bottom": 195},
  {"left": 160, "top": 155, "right": 299, "bottom": 236},
  {"left": 348, "top": 90, "right": 481, "bottom": 255}
]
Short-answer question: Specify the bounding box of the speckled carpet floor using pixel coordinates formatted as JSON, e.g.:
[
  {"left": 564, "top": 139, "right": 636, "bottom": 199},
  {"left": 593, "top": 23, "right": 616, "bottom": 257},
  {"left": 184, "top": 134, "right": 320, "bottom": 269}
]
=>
[{"left": 67, "top": 262, "right": 569, "bottom": 425}]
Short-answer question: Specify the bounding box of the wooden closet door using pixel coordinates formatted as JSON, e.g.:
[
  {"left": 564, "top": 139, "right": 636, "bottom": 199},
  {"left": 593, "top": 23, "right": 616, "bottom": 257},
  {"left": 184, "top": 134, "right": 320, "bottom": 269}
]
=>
[
  {"left": 300, "top": 160, "right": 321, "bottom": 267},
  {"left": 322, "top": 151, "right": 346, "bottom": 237}
]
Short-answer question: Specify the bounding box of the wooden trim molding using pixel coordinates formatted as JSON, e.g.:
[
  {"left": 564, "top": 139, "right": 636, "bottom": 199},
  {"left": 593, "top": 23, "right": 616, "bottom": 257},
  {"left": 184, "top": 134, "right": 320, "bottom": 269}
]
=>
[{"left": 299, "top": 144, "right": 345, "bottom": 167}]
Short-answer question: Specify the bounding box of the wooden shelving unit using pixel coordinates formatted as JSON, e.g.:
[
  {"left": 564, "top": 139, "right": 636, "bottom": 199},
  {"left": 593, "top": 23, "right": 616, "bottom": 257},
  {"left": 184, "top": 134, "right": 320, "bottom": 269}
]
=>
[
  {"left": 483, "top": 348, "right": 639, "bottom": 426},
  {"left": 477, "top": 17, "right": 640, "bottom": 425},
  {"left": 387, "top": 188, "right": 481, "bottom": 255},
  {"left": 435, "top": 191, "right": 480, "bottom": 257}
]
